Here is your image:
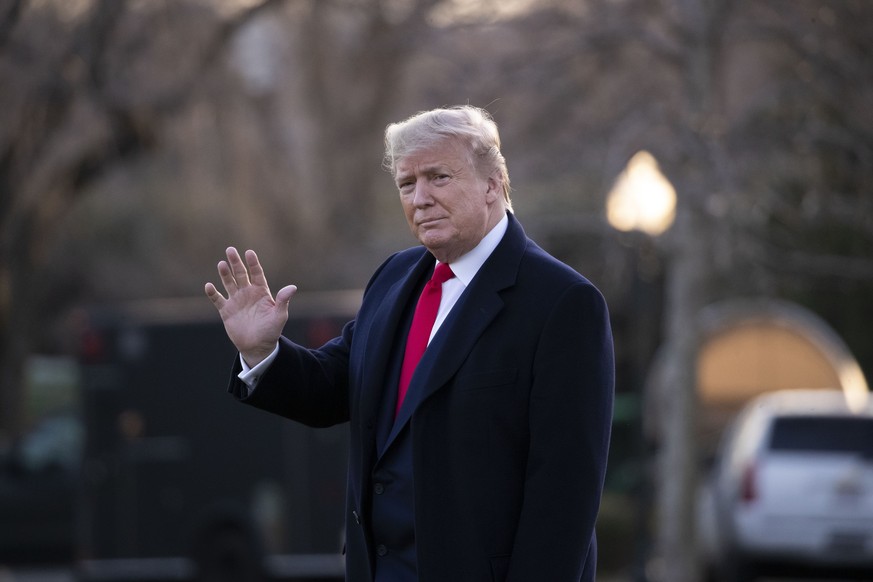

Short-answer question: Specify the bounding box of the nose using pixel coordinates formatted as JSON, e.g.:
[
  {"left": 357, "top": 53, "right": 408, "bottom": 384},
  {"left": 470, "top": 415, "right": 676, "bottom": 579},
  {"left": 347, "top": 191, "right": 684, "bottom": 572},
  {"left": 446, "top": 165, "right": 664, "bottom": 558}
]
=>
[{"left": 412, "top": 181, "right": 433, "bottom": 207}]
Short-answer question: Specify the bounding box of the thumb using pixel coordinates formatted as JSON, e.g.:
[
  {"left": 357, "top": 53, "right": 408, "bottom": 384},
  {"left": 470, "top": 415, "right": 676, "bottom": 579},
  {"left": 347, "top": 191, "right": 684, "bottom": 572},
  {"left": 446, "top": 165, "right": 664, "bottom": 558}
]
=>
[{"left": 276, "top": 284, "right": 298, "bottom": 308}]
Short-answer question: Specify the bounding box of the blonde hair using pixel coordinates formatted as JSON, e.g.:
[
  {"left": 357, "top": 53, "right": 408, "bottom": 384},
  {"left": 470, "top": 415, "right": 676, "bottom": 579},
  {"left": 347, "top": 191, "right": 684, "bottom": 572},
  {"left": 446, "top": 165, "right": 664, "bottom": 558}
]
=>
[{"left": 384, "top": 106, "right": 513, "bottom": 211}]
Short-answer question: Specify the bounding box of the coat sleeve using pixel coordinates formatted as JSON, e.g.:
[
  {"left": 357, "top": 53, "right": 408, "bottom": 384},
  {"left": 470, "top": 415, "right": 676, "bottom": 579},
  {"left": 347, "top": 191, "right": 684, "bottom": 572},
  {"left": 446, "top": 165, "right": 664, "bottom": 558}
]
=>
[
  {"left": 507, "top": 281, "right": 615, "bottom": 581},
  {"left": 226, "top": 320, "right": 354, "bottom": 428}
]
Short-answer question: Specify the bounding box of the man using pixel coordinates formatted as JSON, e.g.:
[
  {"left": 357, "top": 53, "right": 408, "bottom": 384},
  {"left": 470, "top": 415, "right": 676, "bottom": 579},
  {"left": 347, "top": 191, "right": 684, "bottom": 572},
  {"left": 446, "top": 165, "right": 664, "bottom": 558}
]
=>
[{"left": 205, "top": 106, "right": 614, "bottom": 581}]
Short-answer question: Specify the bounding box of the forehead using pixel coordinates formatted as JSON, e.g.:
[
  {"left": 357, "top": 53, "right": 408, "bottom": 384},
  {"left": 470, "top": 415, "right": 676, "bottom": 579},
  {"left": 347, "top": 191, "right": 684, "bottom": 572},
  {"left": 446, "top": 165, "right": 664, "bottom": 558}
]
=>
[{"left": 394, "top": 138, "right": 471, "bottom": 176}]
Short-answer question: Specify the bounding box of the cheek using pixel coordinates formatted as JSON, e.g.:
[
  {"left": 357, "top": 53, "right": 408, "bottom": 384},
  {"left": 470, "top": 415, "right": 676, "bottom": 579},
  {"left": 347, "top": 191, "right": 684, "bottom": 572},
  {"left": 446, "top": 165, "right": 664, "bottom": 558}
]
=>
[
  {"left": 456, "top": 197, "right": 486, "bottom": 226},
  {"left": 400, "top": 197, "right": 415, "bottom": 219}
]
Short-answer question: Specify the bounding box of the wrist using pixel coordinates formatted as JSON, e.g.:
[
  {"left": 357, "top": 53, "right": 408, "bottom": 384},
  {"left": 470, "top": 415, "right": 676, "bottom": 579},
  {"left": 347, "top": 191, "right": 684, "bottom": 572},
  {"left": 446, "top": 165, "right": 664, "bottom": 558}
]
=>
[{"left": 240, "top": 341, "right": 280, "bottom": 370}]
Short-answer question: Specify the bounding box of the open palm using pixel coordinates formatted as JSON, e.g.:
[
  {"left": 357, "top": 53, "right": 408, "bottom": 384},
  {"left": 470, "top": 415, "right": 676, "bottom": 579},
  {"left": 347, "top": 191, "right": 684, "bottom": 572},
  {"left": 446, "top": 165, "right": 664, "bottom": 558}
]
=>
[{"left": 205, "top": 247, "right": 296, "bottom": 366}]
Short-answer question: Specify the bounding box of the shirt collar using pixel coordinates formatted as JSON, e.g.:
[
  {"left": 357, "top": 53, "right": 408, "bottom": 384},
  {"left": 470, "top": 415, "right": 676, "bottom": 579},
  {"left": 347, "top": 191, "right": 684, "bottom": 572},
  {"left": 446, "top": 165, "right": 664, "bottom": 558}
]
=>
[{"left": 437, "top": 213, "right": 508, "bottom": 286}]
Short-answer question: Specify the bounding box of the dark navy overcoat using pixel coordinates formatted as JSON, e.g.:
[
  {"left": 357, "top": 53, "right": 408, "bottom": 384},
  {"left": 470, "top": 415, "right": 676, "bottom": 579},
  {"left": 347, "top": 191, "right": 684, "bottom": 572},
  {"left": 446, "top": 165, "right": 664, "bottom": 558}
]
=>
[{"left": 229, "top": 213, "right": 614, "bottom": 582}]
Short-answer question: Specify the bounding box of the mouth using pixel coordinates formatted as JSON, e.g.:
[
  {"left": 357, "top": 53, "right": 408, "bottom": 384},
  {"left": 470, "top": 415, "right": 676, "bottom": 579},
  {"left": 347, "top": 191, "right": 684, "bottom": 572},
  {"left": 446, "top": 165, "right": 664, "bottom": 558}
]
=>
[{"left": 416, "top": 217, "right": 444, "bottom": 227}]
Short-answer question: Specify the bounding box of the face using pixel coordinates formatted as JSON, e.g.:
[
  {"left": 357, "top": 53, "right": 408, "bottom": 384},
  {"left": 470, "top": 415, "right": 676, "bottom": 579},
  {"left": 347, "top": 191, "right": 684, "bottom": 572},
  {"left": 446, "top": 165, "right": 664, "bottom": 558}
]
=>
[{"left": 394, "top": 138, "right": 504, "bottom": 263}]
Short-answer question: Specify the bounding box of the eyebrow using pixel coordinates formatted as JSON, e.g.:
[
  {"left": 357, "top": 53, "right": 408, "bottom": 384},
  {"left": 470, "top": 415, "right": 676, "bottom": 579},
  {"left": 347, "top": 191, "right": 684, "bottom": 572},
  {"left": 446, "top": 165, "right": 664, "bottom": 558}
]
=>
[{"left": 395, "top": 163, "right": 451, "bottom": 184}]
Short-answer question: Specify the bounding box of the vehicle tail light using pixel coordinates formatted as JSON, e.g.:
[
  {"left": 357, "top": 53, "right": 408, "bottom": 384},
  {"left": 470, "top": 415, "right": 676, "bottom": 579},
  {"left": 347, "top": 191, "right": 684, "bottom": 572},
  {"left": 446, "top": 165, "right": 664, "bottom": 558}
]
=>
[
  {"left": 740, "top": 461, "right": 757, "bottom": 503},
  {"left": 70, "top": 308, "right": 106, "bottom": 364}
]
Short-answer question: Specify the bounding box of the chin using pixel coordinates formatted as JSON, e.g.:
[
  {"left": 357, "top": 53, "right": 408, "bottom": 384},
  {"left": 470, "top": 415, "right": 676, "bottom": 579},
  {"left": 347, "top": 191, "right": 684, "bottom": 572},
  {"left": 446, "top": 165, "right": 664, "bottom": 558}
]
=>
[{"left": 417, "top": 231, "right": 446, "bottom": 248}]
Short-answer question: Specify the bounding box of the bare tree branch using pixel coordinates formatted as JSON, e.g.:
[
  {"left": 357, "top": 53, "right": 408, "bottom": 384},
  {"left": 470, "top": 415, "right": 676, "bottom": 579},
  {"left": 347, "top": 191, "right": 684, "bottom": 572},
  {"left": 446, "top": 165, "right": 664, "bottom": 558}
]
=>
[{"left": 0, "top": 0, "right": 26, "bottom": 50}]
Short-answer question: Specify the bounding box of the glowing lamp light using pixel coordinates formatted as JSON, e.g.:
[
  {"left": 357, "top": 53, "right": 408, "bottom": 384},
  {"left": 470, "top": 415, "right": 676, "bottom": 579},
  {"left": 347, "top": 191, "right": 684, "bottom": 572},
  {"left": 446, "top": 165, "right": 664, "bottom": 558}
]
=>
[{"left": 606, "top": 151, "right": 677, "bottom": 236}]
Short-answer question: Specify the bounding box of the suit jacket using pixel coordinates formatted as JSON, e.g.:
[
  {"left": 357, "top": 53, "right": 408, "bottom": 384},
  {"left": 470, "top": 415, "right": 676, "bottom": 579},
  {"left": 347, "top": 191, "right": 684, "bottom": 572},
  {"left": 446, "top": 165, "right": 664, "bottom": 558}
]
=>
[{"left": 229, "top": 213, "right": 615, "bottom": 581}]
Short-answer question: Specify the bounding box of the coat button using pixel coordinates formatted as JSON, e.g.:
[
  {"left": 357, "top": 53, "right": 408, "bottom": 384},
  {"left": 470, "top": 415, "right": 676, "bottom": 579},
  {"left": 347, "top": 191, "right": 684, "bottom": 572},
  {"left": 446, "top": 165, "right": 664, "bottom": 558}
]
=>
[
  {"left": 373, "top": 483, "right": 385, "bottom": 495},
  {"left": 376, "top": 544, "right": 388, "bottom": 557}
]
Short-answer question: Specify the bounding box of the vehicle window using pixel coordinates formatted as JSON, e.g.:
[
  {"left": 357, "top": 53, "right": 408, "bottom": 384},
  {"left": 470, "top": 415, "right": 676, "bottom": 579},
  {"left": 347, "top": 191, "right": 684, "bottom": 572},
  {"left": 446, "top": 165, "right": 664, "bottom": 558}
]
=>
[
  {"left": 18, "top": 415, "right": 84, "bottom": 472},
  {"left": 769, "top": 416, "right": 873, "bottom": 456}
]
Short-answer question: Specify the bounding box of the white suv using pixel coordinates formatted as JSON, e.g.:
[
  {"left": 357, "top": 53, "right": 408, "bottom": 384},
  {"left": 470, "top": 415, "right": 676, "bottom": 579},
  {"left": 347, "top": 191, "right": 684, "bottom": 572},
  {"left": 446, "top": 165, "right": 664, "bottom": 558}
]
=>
[{"left": 702, "top": 389, "right": 873, "bottom": 581}]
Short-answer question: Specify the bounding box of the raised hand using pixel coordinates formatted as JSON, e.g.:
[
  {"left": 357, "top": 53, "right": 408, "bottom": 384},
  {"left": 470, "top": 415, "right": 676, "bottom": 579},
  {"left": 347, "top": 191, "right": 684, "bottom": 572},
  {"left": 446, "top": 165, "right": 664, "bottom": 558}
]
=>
[{"left": 205, "top": 247, "right": 297, "bottom": 367}]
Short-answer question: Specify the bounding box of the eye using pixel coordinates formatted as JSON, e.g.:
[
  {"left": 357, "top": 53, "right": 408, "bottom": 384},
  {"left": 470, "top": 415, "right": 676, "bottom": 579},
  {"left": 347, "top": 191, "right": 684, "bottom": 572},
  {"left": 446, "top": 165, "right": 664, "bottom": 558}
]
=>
[{"left": 433, "top": 174, "right": 450, "bottom": 185}]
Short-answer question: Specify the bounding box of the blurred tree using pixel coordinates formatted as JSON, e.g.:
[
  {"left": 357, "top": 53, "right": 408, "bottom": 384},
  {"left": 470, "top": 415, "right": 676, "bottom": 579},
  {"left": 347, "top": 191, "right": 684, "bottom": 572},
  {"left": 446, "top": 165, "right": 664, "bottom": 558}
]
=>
[
  {"left": 0, "top": 0, "right": 156, "bottom": 437},
  {"left": 0, "top": 0, "right": 298, "bottom": 436},
  {"left": 0, "top": 0, "right": 453, "bottom": 435}
]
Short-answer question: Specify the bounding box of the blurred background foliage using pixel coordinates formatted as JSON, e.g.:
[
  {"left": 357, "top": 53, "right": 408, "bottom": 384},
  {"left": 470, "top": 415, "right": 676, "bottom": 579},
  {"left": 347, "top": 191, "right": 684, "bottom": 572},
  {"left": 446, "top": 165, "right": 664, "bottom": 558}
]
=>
[{"left": 1, "top": 0, "right": 872, "bottom": 578}]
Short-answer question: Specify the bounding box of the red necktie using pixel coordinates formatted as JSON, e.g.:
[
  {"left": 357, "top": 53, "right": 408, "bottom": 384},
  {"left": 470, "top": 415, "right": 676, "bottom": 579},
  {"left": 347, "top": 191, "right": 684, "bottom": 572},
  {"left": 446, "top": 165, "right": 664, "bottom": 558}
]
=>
[{"left": 396, "top": 263, "right": 455, "bottom": 416}]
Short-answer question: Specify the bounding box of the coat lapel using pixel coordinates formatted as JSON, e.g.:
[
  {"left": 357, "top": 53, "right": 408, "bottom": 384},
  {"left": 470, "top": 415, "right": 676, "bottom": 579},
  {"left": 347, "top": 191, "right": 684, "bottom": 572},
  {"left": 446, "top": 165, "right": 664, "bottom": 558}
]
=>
[{"left": 356, "top": 251, "right": 433, "bottom": 446}]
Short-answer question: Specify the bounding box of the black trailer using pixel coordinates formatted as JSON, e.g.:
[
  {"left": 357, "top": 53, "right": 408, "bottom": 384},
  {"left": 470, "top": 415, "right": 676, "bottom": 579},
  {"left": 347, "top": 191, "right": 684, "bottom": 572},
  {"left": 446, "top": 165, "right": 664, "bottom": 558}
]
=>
[{"left": 75, "top": 292, "right": 360, "bottom": 582}]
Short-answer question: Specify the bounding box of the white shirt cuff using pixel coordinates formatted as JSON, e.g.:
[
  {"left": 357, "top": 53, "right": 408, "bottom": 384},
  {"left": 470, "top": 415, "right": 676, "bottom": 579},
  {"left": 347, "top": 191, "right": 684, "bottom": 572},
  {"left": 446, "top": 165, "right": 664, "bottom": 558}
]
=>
[{"left": 237, "top": 342, "right": 280, "bottom": 393}]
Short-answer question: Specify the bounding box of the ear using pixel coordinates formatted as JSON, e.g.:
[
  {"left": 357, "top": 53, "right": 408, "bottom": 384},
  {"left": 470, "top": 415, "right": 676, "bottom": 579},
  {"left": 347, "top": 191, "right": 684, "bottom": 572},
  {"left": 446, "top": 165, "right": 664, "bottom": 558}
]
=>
[{"left": 484, "top": 171, "right": 502, "bottom": 204}]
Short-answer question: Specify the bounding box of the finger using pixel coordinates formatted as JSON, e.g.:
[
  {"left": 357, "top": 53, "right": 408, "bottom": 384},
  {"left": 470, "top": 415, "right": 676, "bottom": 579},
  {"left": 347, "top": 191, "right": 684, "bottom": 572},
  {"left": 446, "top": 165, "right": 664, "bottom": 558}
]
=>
[
  {"left": 245, "top": 249, "right": 270, "bottom": 289},
  {"left": 204, "top": 282, "right": 226, "bottom": 310},
  {"left": 226, "top": 246, "right": 251, "bottom": 287},
  {"left": 276, "top": 284, "right": 298, "bottom": 308},
  {"left": 216, "top": 260, "right": 237, "bottom": 295}
]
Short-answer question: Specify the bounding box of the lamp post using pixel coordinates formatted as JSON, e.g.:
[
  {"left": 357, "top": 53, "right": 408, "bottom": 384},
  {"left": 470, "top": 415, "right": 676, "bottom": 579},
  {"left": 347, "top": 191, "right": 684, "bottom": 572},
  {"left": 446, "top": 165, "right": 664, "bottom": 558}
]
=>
[{"left": 606, "top": 151, "right": 677, "bottom": 582}]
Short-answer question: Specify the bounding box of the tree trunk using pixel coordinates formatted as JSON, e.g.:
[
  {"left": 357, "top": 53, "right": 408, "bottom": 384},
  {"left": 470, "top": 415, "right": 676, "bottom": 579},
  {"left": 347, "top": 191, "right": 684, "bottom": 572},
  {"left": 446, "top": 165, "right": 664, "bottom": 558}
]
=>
[
  {"left": 655, "top": 2, "right": 731, "bottom": 580},
  {"left": 656, "top": 201, "right": 708, "bottom": 582}
]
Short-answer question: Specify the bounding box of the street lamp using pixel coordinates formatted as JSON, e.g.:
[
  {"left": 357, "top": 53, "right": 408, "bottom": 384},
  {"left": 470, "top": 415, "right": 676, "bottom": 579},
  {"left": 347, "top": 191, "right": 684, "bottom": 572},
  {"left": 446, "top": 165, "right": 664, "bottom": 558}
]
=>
[
  {"left": 605, "top": 150, "right": 677, "bottom": 582},
  {"left": 606, "top": 151, "right": 676, "bottom": 236}
]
